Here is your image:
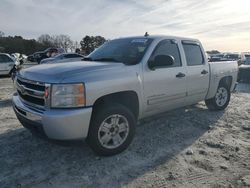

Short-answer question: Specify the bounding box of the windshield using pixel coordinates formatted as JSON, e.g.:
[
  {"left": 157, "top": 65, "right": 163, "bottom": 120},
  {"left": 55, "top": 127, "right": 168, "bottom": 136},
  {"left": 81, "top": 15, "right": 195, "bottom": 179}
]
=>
[{"left": 86, "top": 38, "right": 153, "bottom": 65}]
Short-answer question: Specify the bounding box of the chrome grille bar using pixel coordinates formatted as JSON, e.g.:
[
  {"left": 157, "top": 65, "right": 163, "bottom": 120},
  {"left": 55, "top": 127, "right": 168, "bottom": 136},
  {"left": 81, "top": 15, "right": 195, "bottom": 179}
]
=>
[{"left": 16, "top": 76, "right": 46, "bottom": 109}]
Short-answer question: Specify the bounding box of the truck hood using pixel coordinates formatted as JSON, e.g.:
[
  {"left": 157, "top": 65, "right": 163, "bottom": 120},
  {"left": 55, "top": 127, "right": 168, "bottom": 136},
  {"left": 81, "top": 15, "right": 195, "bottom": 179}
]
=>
[{"left": 19, "top": 61, "right": 125, "bottom": 83}]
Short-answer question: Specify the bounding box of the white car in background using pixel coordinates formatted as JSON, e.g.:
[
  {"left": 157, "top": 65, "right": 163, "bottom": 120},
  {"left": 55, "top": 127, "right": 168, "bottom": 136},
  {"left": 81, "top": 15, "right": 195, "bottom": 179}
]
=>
[
  {"left": 0, "top": 53, "right": 16, "bottom": 76},
  {"left": 40, "top": 53, "right": 84, "bottom": 64}
]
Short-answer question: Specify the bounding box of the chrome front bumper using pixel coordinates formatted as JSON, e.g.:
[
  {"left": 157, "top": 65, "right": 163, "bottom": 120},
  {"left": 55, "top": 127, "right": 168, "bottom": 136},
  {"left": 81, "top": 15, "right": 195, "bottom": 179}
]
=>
[{"left": 12, "top": 94, "right": 92, "bottom": 140}]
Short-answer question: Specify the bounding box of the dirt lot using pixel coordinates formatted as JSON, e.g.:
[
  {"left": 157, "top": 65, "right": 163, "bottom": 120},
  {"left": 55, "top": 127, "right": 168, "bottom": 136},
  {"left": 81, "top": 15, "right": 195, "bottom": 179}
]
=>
[{"left": 0, "top": 76, "right": 250, "bottom": 188}]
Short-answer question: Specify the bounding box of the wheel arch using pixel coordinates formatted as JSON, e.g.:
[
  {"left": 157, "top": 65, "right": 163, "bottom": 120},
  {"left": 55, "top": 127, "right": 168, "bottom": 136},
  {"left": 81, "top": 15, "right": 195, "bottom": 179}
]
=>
[
  {"left": 91, "top": 90, "right": 140, "bottom": 120},
  {"left": 218, "top": 76, "right": 233, "bottom": 89},
  {"left": 206, "top": 75, "right": 233, "bottom": 100}
]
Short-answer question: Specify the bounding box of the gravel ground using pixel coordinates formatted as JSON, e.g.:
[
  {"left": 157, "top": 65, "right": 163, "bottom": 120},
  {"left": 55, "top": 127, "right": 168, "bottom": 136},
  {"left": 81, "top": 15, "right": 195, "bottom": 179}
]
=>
[{"left": 0, "top": 76, "right": 250, "bottom": 188}]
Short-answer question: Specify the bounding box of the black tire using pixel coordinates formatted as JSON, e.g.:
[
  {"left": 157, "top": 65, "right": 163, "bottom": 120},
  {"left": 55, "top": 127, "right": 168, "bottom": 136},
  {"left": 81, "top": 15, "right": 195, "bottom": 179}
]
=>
[
  {"left": 205, "top": 84, "right": 231, "bottom": 111},
  {"left": 87, "top": 103, "right": 136, "bottom": 156}
]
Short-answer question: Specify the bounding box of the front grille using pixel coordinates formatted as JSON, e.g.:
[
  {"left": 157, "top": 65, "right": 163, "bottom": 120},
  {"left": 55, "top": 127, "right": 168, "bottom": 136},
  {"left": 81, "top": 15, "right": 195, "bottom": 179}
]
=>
[
  {"left": 16, "top": 77, "right": 46, "bottom": 108},
  {"left": 17, "top": 90, "right": 45, "bottom": 106},
  {"left": 17, "top": 78, "right": 44, "bottom": 91}
]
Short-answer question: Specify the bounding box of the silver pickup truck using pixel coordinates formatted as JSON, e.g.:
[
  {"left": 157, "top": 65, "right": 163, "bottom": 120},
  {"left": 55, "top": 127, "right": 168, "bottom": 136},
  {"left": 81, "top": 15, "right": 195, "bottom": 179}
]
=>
[{"left": 13, "top": 35, "right": 238, "bottom": 156}]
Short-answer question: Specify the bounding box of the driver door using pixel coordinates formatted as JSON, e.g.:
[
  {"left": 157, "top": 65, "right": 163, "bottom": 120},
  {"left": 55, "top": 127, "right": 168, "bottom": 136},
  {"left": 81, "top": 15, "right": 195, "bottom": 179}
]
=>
[{"left": 143, "top": 39, "right": 187, "bottom": 115}]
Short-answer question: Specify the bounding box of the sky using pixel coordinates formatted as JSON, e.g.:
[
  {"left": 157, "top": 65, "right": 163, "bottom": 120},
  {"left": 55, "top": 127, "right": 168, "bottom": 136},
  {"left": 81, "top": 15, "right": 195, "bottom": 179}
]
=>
[{"left": 0, "top": 0, "right": 250, "bottom": 52}]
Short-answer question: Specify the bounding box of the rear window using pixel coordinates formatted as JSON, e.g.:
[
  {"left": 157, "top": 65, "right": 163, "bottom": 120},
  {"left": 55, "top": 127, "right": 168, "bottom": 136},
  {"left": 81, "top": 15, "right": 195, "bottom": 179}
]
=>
[{"left": 182, "top": 42, "right": 204, "bottom": 66}]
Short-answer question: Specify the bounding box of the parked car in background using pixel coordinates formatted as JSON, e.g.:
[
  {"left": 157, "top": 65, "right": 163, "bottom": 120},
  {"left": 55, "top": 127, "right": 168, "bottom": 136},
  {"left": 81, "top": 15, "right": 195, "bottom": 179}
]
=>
[
  {"left": 223, "top": 53, "right": 240, "bottom": 61},
  {"left": 238, "top": 54, "right": 250, "bottom": 82},
  {"left": 13, "top": 35, "right": 238, "bottom": 156},
  {"left": 40, "top": 53, "right": 84, "bottom": 64},
  {"left": 0, "top": 53, "right": 16, "bottom": 76},
  {"left": 209, "top": 54, "right": 224, "bottom": 62},
  {"left": 11, "top": 53, "right": 28, "bottom": 63},
  {"left": 27, "top": 48, "right": 65, "bottom": 64}
]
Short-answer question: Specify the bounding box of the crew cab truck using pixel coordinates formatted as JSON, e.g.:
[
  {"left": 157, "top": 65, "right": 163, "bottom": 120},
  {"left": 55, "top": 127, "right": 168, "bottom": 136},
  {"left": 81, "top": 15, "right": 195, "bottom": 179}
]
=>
[{"left": 12, "top": 35, "right": 238, "bottom": 156}]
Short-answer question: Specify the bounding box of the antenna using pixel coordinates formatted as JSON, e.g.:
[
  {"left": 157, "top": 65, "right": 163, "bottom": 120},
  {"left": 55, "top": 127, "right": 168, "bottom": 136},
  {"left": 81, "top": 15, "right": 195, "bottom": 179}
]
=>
[{"left": 144, "top": 32, "right": 149, "bottom": 37}]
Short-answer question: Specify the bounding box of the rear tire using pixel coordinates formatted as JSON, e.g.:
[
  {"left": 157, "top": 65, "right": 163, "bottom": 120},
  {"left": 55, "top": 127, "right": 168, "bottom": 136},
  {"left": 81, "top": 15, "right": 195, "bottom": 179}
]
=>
[
  {"left": 205, "top": 84, "right": 230, "bottom": 111},
  {"left": 87, "top": 103, "right": 136, "bottom": 156}
]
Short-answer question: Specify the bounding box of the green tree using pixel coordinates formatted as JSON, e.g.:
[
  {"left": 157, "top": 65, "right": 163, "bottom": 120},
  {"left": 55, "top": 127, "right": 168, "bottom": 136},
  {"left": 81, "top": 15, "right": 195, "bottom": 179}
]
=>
[
  {"left": 80, "top": 35, "right": 106, "bottom": 55},
  {"left": 0, "top": 35, "right": 47, "bottom": 54}
]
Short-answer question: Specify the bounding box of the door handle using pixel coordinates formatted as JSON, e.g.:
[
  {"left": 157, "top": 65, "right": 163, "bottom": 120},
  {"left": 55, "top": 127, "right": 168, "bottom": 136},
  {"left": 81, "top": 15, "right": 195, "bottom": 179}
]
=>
[
  {"left": 201, "top": 70, "right": 208, "bottom": 74},
  {"left": 176, "top": 72, "right": 186, "bottom": 78}
]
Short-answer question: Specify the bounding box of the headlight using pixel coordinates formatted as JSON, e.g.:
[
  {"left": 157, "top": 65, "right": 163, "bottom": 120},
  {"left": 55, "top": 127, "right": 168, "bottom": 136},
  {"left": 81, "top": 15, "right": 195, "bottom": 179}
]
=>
[{"left": 51, "top": 83, "right": 85, "bottom": 108}]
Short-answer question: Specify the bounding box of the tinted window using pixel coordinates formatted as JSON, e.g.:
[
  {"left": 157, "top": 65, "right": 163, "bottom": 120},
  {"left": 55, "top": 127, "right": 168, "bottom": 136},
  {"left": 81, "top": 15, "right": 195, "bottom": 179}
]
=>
[
  {"left": 0, "top": 54, "right": 13, "bottom": 63},
  {"left": 150, "top": 40, "right": 181, "bottom": 67},
  {"left": 64, "top": 54, "right": 82, "bottom": 58},
  {"left": 182, "top": 43, "right": 204, "bottom": 66},
  {"left": 88, "top": 38, "right": 153, "bottom": 65},
  {"left": 0, "top": 55, "right": 4, "bottom": 63},
  {"left": 245, "top": 58, "right": 250, "bottom": 65}
]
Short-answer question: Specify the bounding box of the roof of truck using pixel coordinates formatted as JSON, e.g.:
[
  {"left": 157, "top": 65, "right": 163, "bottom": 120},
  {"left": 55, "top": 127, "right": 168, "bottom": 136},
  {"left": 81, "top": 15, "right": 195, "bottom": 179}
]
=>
[{"left": 116, "top": 34, "right": 199, "bottom": 42}]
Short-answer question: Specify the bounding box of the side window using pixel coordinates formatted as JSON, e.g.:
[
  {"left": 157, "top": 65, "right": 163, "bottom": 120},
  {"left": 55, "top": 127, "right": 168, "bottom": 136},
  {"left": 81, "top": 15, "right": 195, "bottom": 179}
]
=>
[
  {"left": 3, "top": 55, "right": 13, "bottom": 62},
  {"left": 150, "top": 40, "right": 181, "bottom": 67},
  {"left": 64, "top": 54, "right": 80, "bottom": 58},
  {"left": 75, "top": 54, "right": 83, "bottom": 58},
  {"left": 182, "top": 42, "right": 204, "bottom": 66},
  {"left": 63, "top": 54, "right": 70, "bottom": 59},
  {"left": 0, "top": 55, "right": 12, "bottom": 63},
  {"left": 71, "top": 54, "right": 82, "bottom": 58},
  {"left": 0, "top": 55, "right": 4, "bottom": 63}
]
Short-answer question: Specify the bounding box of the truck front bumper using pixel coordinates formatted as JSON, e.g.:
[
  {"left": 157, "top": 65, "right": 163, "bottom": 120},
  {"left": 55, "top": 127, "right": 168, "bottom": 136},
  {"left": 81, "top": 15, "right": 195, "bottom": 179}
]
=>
[{"left": 12, "top": 94, "right": 92, "bottom": 140}]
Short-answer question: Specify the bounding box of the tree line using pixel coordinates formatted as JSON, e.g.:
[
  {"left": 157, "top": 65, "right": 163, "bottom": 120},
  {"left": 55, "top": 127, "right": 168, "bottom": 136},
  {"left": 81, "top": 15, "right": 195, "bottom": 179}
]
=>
[{"left": 0, "top": 31, "right": 106, "bottom": 55}]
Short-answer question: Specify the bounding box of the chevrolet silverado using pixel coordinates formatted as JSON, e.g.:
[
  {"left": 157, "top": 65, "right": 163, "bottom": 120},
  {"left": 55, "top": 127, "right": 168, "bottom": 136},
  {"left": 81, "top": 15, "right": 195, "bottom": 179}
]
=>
[{"left": 12, "top": 35, "right": 238, "bottom": 156}]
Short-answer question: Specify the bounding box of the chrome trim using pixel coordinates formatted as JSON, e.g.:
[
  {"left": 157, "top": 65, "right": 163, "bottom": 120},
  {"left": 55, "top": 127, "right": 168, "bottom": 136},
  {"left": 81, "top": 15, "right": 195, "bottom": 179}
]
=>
[
  {"left": 16, "top": 76, "right": 46, "bottom": 109},
  {"left": 19, "top": 96, "right": 45, "bottom": 110},
  {"left": 17, "top": 76, "right": 45, "bottom": 86},
  {"left": 16, "top": 82, "right": 44, "bottom": 99}
]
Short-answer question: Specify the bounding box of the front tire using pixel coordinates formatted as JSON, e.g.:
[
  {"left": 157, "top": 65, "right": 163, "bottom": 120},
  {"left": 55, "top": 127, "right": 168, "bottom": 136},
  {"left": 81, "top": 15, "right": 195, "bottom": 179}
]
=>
[
  {"left": 87, "top": 103, "right": 136, "bottom": 156},
  {"left": 205, "top": 84, "right": 230, "bottom": 111}
]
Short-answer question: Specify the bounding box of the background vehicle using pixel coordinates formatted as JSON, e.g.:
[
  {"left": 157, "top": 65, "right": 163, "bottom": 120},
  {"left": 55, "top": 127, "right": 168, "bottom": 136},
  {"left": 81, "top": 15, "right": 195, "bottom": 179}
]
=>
[
  {"left": 223, "top": 53, "right": 240, "bottom": 61},
  {"left": 0, "top": 53, "right": 16, "bottom": 76},
  {"left": 10, "top": 54, "right": 26, "bottom": 80},
  {"left": 12, "top": 35, "right": 238, "bottom": 156},
  {"left": 209, "top": 54, "right": 225, "bottom": 62},
  {"left": 27, "top": 48, "right": 65, "bottom": 63},
  {"left": 238, "top": 54, "right": 250, "bottom": 82},
  {"left": 40, "top": 53, "right": 84, "bottom": 64}
]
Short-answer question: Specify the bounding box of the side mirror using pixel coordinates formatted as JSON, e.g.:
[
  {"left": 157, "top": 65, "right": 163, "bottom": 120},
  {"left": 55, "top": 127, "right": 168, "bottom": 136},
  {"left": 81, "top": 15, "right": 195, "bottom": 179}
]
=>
[{"left": 148, "top": 55, "right": 174, "bottom": 70}]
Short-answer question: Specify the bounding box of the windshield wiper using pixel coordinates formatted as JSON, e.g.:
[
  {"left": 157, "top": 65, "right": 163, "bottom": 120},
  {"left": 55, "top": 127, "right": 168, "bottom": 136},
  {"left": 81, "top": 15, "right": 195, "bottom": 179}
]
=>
[{"left": 93, "top": 57, "right": 120, "bottom": 62}]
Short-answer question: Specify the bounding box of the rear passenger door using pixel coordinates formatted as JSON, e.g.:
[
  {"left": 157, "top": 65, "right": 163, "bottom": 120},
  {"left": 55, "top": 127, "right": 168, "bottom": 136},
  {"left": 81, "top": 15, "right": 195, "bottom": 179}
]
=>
[{"left": 182, "top": 41, "right": 209, "bottom": 104}]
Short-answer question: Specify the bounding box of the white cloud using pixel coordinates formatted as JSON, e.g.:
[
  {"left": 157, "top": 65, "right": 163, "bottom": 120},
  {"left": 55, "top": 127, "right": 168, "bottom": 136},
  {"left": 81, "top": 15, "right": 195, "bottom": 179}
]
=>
[{"left": 0, "top": 0, "right": 250, "bottom": 51}]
